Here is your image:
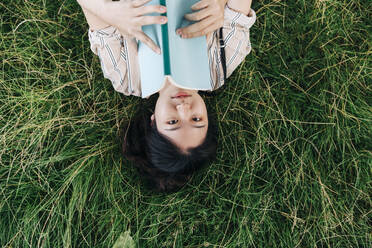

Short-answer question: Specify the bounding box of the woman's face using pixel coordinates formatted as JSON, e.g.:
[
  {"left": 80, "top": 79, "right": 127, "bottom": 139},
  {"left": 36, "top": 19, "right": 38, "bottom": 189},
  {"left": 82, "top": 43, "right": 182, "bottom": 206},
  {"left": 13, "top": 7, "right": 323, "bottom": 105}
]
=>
[{"left": 153, "top": 80, "right": 209, "bottom": 152}]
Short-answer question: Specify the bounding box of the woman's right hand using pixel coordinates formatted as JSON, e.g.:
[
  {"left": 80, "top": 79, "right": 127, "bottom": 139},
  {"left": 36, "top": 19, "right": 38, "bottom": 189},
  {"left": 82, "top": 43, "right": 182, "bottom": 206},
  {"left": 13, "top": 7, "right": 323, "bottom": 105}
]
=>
[{"left": 79, "top": 0, "right": 167, "bottom": 54}]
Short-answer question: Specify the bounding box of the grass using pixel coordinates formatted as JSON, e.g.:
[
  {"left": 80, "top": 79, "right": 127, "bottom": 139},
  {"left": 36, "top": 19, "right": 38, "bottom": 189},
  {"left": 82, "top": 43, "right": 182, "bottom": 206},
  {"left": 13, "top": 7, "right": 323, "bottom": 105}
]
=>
[{"left": 0, "top": 0, "right": 371, "bottom": 247}]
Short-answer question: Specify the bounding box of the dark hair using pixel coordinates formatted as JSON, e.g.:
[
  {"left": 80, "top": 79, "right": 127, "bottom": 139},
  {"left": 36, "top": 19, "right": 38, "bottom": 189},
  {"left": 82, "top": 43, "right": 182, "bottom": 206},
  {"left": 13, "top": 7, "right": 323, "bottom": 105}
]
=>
[{"left": 122, "top": 105, "right": 218, "bottom": 193}]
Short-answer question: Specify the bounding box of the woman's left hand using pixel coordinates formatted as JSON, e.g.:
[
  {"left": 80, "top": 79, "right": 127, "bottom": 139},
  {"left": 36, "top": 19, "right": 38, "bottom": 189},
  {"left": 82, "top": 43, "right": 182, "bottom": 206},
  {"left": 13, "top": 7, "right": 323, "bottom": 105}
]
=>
[{"left": 176, "top": 0, "right": 228, "bottom": 39}]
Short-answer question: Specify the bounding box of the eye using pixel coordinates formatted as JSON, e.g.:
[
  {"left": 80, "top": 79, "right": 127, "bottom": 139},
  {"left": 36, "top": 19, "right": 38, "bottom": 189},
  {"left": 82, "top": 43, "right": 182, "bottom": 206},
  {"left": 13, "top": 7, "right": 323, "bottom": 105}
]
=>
[
  {"left": 192, "top": 117, "right": 202, "bottom": 122},
  {"left": 167, "top": 120, "right": 178, "bottom": 125}
]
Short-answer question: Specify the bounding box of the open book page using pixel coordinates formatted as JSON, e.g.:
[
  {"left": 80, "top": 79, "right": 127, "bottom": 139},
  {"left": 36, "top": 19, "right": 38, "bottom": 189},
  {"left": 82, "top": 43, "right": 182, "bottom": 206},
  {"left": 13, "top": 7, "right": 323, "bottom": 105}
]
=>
[
  {"left": 138, "top": 0, "right": 212, "bottom": 98},
  {"left": 167, "top": 0, "right": 212, "bottom": 90},
  {"left": 138, "top": 20, "right": 165, "bottom": 98}
]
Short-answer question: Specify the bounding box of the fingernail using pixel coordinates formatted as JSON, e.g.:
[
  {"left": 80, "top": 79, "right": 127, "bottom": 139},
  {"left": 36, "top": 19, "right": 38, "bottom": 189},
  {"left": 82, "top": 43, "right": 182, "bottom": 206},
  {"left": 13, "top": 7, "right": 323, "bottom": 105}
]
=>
[
  {"left": 161, "top": 17, "right": 167, "bottom": 23},
  {"left": 156, "top": 48, "right": 161, "bottom": 54},
  {"left": 176, "top": 30, "right": 181, "bottom": 35},
  {"left": 160, "top": 6, "right": 166, "bottom": 12}
]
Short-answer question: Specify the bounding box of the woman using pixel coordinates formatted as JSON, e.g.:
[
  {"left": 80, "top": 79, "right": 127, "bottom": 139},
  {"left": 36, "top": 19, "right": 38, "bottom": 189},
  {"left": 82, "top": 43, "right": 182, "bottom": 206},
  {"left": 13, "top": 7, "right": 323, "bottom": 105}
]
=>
[{"left": 77, "top": 0, "right": 255, "bottom": 192}]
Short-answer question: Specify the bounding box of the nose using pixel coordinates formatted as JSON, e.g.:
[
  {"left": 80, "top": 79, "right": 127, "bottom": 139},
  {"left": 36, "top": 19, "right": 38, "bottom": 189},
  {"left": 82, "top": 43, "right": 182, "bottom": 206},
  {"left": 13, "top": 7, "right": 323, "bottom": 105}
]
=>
[{"left": 176, "top": 103, "right": 191, "bottom": 119}]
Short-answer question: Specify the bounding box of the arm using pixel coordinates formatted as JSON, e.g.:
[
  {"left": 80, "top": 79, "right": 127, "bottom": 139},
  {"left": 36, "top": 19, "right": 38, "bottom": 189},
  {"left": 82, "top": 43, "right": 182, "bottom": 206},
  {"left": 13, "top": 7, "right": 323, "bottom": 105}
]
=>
[
  {"left": 227, "top": 0, "right": 252, "bottom": 16},
  {"left": 177, "top": 0, "right": 228, "bottom": 39},
  {"left": 76, "top": 0, "right": 107, "bottom": 18},
  {"left": 177, "top": 0, "right": 253, "bottom": 39},
  {"left": 222, "top": 0, "right": 256, "bottom": 78},
  {"left": 76, "top": 0, "right": 168, "bottom": 53},
  {"left": 78, "top": 4, "right": 110, "bottom": 30}
]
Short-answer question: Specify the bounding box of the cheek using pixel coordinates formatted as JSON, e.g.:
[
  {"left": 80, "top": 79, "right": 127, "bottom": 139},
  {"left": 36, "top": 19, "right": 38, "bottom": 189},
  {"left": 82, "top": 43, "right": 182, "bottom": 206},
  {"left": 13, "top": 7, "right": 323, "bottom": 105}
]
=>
[
  {"left": 195, "top": 99, "right": 208, "bottom": 115},
  {"left": 154, "top": 98, "right": 165, "bottom": 117},
  {"left": 194, "top": 95, "right": 206, "bottom": 108},
  {"left": 154, "top": 101, "right": 172, "bottom": 122}
]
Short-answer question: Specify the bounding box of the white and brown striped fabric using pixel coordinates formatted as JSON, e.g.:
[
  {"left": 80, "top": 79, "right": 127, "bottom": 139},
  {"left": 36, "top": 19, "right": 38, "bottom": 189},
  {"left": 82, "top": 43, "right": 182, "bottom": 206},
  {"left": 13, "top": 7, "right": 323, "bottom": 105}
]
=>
[{"left": 88, "top": 6, "right": 256, "bottom": 98}]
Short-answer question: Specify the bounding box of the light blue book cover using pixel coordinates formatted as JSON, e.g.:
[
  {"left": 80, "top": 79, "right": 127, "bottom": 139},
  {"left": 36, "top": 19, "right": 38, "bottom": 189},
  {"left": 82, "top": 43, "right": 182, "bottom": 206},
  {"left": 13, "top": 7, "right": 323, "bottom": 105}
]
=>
[{"left": 138, "top": 0, "right": 212, "bottom": 98}]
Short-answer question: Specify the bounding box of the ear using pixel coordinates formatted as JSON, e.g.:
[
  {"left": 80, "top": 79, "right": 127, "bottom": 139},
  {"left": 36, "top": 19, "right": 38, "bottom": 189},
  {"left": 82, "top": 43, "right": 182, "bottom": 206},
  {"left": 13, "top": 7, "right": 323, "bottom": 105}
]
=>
[{"left": 150, "top": 114, "right": 155, "bottom": 126}]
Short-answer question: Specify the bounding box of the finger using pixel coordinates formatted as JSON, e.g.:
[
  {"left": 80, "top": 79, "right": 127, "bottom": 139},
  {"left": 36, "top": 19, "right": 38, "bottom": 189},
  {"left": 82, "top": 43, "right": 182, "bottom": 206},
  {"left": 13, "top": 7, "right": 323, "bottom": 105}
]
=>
[
  {"left": 131, "top": 0, "right": 153, "bottom": 8},
  {"left": 136, "top": 15, "right": 167, "bottom": 26},
  {"left": 191, "top": 0, "right": 209, "bottom": 11},
  {"left": 136, "top": 31, "right": 161, "bottom": 54},
  {"left": 184, "top": 7, "right": 211, "bottom": 21},
  {"left": 182, "top": 23, "right": 218, "bottom": 39},
  {"left": 136, "top": 4, "right": 166, "bottom": 16},
  {"left": 178, "top": 16, "right": 214, "bottom": 35}
]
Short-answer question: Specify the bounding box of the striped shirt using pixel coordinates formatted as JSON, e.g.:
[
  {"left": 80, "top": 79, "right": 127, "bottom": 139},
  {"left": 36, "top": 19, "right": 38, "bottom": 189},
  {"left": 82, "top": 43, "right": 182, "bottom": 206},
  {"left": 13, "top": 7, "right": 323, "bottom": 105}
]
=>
[{"left": 88, "top": 6, "right": 256, "bottom": 97}]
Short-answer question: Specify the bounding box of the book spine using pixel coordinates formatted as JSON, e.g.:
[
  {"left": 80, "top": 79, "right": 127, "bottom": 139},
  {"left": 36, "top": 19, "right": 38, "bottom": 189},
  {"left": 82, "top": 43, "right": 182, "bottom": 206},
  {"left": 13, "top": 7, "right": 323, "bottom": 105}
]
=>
[{"left": 160, "top": 0, "right": 171, "bottom": 75}]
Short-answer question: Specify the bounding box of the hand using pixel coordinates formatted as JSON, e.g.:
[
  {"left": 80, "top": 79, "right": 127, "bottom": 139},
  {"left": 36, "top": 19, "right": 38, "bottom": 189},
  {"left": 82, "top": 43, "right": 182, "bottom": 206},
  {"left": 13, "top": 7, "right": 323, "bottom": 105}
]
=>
[
  {"left": 176, "top": 0, "right": 227, "bottom": 39},
  {"left": 103, "top": 0, "right": 168, "bottom": 54}
]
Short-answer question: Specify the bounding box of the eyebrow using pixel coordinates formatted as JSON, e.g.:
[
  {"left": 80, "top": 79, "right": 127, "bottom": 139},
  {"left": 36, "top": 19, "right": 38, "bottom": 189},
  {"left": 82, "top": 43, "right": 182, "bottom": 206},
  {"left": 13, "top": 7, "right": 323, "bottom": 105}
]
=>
[{"left": 164, "top": 125, "right": 206, "bottom": 131}]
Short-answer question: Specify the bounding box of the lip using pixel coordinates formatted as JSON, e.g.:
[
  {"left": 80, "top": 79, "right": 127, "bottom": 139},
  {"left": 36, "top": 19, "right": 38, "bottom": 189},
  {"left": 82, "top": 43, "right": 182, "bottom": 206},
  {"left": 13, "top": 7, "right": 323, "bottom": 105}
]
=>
[{"left": 172, "top": 92, "right": 191, "bottom": 98}]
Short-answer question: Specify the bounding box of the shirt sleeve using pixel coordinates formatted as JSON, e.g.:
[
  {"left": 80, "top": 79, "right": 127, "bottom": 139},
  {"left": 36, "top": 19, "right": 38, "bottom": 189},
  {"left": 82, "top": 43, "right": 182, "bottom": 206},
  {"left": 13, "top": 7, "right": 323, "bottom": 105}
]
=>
[
  {"left": 223, "top": 6, "right": 256, "bottom": 78},
  {"left": 88, "top": 26, "right": 141, "bottom": 97}
]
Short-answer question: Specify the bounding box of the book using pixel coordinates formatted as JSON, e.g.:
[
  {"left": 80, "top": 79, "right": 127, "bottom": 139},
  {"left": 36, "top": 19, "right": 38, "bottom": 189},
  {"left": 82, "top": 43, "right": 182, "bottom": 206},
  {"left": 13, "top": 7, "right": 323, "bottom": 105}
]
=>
[{"left": 138, "top": 0, "right": 212, "bottom": 98}]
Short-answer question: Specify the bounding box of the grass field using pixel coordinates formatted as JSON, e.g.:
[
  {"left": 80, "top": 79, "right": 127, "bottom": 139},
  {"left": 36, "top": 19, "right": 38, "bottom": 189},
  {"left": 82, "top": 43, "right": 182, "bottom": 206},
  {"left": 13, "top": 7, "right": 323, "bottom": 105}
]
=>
[{"left": 1, "top": 0, "right": 371, "bottom": 247}]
